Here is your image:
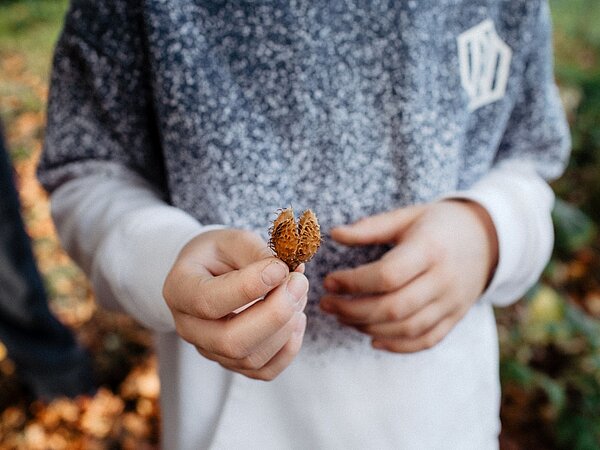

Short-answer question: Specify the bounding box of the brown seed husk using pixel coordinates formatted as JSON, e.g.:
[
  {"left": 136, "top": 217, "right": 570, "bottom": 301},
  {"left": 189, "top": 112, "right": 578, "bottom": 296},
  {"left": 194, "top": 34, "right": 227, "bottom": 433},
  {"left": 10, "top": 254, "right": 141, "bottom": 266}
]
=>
[
  {"left": 297, "top": 209, "right": 321, "bottom": 264},
  {"left": 270, "top": 212, "right": 299, "bottom": 267},
  {"left": 269, "top": 208, "right": 321, "bottom": 270}
]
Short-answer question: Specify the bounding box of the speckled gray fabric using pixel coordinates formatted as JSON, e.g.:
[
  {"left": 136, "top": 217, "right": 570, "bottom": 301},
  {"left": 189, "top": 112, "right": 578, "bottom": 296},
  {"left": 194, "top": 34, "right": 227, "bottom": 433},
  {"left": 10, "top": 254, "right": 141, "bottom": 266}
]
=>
[{"left": 39, "top": 0, "right": 569, "bottom": 349}]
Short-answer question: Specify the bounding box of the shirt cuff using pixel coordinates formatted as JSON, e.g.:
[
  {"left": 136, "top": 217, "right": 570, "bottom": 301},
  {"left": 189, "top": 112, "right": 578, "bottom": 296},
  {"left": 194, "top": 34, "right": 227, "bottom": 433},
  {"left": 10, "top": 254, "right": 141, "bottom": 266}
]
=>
[
  {"left": 50, "top": 166, "right": 225, "bottom": 332},
  {"left": 92, "top": 209, "right": 224, "bottom": 332},
  {"left": 440, "top": 161, "right": 555, "bottom": 307}
]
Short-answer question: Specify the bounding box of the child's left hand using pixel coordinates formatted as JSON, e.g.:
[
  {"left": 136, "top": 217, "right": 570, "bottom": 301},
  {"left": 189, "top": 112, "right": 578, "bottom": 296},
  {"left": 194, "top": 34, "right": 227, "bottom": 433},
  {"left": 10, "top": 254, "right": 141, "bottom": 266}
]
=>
[{"left": 320, "top": 200, "right": 499, "bottom": 353}]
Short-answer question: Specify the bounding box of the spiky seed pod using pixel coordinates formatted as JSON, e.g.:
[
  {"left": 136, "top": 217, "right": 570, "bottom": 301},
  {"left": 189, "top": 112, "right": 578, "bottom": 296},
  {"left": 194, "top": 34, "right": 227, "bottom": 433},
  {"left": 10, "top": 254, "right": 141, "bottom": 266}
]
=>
[
  {"left": 269, "top": 208, "right": 299, "bottom": 268},
  {"left": 296, "top": 209, "right": 321, "bottom": 264},
  {"left": 269, "top": 208, "right": 322, "bottom": 271}
]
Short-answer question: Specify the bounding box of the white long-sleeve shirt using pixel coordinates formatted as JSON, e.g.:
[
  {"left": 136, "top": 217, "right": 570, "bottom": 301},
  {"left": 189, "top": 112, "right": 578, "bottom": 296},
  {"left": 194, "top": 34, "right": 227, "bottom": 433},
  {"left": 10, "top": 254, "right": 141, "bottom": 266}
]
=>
[{"left": 50, "top": 161, "right": 554, "bottom": 449}]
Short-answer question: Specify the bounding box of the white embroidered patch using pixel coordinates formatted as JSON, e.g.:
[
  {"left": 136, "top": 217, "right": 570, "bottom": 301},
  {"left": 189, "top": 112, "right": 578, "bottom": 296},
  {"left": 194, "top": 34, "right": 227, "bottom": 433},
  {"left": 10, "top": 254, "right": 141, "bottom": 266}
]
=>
[{"left": 457, "top": 19, "right": 512, "bottom": 111}]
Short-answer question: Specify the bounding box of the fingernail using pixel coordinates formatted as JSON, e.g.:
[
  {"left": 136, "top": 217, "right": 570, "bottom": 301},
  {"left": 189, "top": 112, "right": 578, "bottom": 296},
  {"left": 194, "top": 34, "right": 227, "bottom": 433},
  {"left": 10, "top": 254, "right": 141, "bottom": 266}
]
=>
[
  {"left": 261, "top": 261, "right": 288, "bottom": 286},
  {"left": 323, "top": 277, "right": 340, "bottom": 293},
  {"left": 287, "top": 273, "right": 309, "bottom": 302}
]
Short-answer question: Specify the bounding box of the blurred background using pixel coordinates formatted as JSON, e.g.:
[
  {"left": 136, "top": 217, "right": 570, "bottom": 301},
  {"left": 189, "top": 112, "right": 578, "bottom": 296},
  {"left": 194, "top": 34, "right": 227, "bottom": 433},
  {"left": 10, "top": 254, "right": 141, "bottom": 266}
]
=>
[{"left": 0, "top": 0, "right": 599, "bottom": 448}]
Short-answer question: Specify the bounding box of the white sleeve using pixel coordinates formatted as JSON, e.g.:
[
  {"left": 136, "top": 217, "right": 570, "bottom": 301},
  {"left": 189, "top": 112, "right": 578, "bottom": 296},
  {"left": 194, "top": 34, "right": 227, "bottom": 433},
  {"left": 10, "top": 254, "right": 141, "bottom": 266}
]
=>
[
  {"left": 50, "top": 167, "right": 223, "bottom": 332},
  {"left": 443, "top": 160, "right": 555, "bottom": 307}
]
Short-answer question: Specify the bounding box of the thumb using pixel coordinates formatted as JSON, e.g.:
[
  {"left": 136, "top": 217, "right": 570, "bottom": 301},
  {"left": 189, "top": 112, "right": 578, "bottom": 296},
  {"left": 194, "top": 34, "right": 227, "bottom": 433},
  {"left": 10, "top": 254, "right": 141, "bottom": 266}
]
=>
[{"left": 330, "top": 204, "right": 426, "bottom": 246}]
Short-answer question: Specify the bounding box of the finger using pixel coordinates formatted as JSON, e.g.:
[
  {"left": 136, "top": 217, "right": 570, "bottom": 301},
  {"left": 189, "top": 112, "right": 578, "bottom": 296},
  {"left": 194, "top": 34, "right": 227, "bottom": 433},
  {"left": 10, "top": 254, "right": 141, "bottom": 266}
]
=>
[
  {"left": 321, "top": 272, "right": 441, "bottom": 325},
  {"left": 215, "top": 229, "right": 274, "bottom": 269},
  {"left": 175, "top": 273, "right": 308, "bottom": 358},
  {"left": 330, "top": 204, "right": 426, "bottom": 246},
  {"left": 239, "top": 313, "right": 306, "bottom": 381},
  {"left": 170, "top": 257, "right": 290, "bottom": 319},
  {"left": 195, "top": 310, "right": 305, "bottom": 371},
  {"left": 354, "top": 299, "right": 450, "bottom": 339},
  {"left": 372, "top": 316, "right": 458, "bottom": 353},
  {"left": 231, "top": 260, "right": 302, "bottom": 314},
  {"left": 226, "top": 274, "right": 308, "bottom": 353},
  {"left": 323, "top": 240, "right": 431, "bottom": 295}
]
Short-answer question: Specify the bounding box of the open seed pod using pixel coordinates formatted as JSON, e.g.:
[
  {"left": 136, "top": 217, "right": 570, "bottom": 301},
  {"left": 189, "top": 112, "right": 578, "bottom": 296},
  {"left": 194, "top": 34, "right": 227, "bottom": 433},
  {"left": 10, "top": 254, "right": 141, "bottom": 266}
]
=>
[{"left": 269, "top": 208, "right": 321, "bottom": 271}]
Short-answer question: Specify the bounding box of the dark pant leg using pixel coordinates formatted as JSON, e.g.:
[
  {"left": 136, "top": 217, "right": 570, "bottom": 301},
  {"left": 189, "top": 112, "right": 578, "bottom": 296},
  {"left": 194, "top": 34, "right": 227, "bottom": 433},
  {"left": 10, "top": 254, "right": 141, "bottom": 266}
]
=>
[{"left": 0, "top": 126, "right": 94, "bottom": 399}]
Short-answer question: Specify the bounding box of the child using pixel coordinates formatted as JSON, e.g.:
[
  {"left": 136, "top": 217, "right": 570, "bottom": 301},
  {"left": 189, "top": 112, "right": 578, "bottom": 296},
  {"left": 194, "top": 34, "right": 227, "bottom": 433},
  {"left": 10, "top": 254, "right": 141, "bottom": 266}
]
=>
[{"left": 39, "top": 0, "right": 570, "bottom": 448}]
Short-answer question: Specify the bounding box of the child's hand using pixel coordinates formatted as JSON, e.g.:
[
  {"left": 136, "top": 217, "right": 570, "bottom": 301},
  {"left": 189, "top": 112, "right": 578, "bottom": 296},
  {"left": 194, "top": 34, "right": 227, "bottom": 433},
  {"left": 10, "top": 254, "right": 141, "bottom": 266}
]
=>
[
  {"left": 163, "top": 229, "right": 308, "bottom": 380},
  {"left": 320, "top": 200, "right": 498, "bottom": 353}
]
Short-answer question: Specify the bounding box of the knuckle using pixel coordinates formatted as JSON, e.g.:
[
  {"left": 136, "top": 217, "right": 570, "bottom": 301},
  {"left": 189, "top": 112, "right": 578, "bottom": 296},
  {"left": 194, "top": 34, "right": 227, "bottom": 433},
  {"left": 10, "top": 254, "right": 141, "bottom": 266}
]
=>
[
  {"left": 218, "top": 331, "right": 248, "bottom": 360},
  {"left": 402, "top": 294, "right": 419, "bottom": 311},
  {"left": 425, "top": 239, "right": 447, "bottom": 265},
  {"left": 268, "top": 302, "right": 294, "bottom": 328},
  {"left": 222, "top": 343, "right": 247, "bottom": 360},
  {"left": 403, "top": 320, "right": 424, "bottom": 338},
  {"left": 174, "top": 321, "right": 193, "bottom": 345},
  {"left": 248, "top": 369, "right": 277, "bottom": 382},
  {"left": 385, "top": 342, "right": 403, "bottom": 353},
  {"left": 422, "top": 333, "right": 441, "bottom": 350},
  {"left": 194, "top": 294, "right": 220, "bottom": 320},
  {"left": 238, "top": 230, "right": 267, "bottom": 255},
  {"left": 239, "top": 354, "right": 265, "bottom": 371},
  {"left": 377, "top": 265, "right": 398, "bottom": 291},
  {"left": 240, "top": 279, "right": 260, "bottom": 303},
  {"left": 286, "top": 332, "right": 304, "bottom": 358},
  {"left": 196, "top": 346, "right": 218, "bottom": 363},
  {"left": 195, "top": 346, "right": 211, "bottom": 359},
  {"left": 389, "top": 306, "right": 411, "bottom": 325},
  {"left": 237, "top": 228, "right": 259, "bottom": 243},
  {"left": 162, "top": 266, "right": 183, "bottom": 306},
  {"left": 218, "top": 361, "right": 236, "bottom": 373},
  {"left": 179, "top": 274, "right": 220, "bottom": 319},
  {"left": 162, "top": 274, "right": 174, "bottom": 304},
  {"left": 385, "top": 303, "right": 404, "bottom": 322}
]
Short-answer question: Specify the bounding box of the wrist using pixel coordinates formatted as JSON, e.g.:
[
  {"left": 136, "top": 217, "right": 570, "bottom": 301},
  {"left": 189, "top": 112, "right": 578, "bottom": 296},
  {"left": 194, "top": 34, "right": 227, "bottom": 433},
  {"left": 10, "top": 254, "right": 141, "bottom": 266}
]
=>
[{"left": 448, "top": 199, "right": 499, "bottom": 287}]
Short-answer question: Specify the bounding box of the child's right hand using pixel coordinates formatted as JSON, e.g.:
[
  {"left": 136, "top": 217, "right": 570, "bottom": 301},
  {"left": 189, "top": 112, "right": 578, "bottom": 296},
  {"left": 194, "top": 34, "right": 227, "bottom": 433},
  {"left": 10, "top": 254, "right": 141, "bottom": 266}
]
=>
[{"left": 163, "top": 229, "right": 308, "bottom": 380}]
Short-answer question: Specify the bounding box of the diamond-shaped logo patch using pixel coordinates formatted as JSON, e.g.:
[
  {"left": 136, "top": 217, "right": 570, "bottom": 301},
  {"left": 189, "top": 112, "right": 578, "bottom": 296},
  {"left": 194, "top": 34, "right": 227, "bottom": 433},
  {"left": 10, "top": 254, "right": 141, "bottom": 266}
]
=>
[{"left": 457, "top": 19, "right": 512, "bottom": 111}]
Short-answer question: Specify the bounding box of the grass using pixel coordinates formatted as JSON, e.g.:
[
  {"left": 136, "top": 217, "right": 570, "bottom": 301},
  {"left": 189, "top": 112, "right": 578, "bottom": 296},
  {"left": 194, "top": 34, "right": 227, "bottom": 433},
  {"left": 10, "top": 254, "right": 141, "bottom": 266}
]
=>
[
  {"left": 0, "top": 0, "right": 69, "bottom": 167},
  {"left": 550, "top": 0, "right": 600, "bottom": 48},
  {"left": 0, "top": 0, "right": 68, "bottom": 78}
]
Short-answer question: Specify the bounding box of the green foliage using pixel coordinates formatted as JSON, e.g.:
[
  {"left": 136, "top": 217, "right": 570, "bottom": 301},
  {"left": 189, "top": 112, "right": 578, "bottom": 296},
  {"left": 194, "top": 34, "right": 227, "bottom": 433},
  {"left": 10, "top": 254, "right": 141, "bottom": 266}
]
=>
[
  {"left": 550, "top": 0, "right": 600, "bottom": 48},
  {"left": 550, "top": 0, "right": 600, "bottom": 223},
  {"left": 553, "top": 73, "right": 600, "bottom": 223},
  {"left": 499, "top": 286, "right": 600, "bottom": 448},
  {"left": 0, "top": 0, "right": 69, "bottom": 80},
  {"left": 497, "top": 2, "right": 600, "bottom": 448},
  {"left": 0, "top": 0, "right": 69, "bottom": 41},
  {"left": 552, "top": 199, "right": 597, "bottom": 257}
]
